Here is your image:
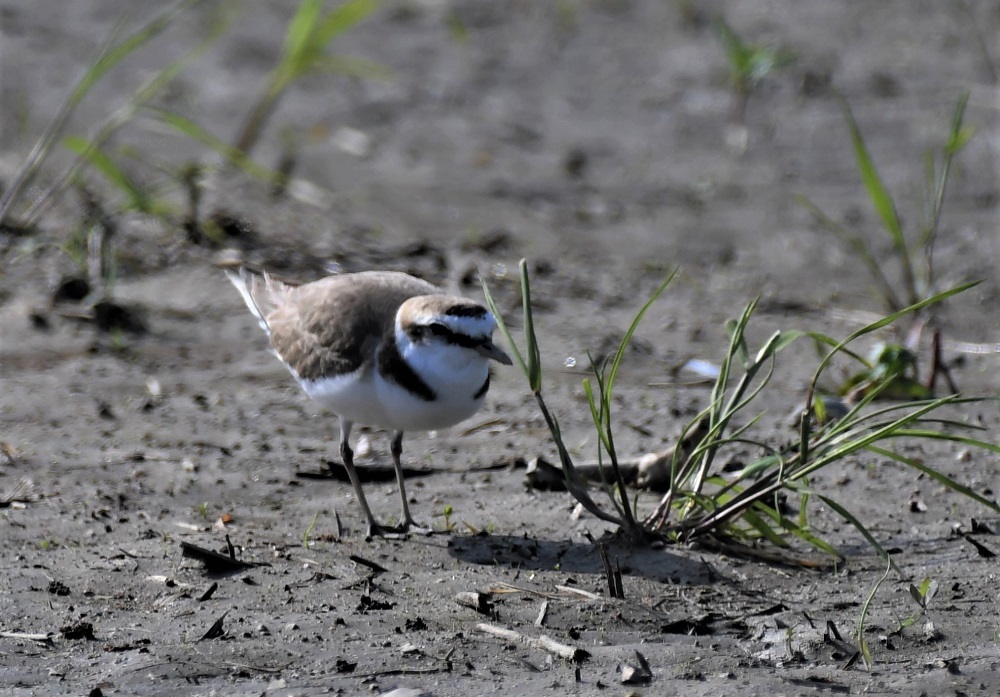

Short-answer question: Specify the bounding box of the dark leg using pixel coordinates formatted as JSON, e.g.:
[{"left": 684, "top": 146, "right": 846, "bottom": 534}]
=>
[
  {"left": 390, "top": 431, "right": 430, "bottom": 534},
  {"left": 330, "top": 420, "right": 384, "bottom": 538}
]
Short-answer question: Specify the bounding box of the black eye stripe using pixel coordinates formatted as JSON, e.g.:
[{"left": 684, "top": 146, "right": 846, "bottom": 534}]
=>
[{"left": 421, "top": 322, "right": 485, "bottom": 350}]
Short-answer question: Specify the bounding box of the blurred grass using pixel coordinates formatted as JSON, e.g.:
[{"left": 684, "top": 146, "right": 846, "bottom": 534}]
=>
[
  {"left": 714, "top": 16, "right": 794, "bottom": 124},
  {"left": 799, "top": 92, "right": 973, "bottom": 314},
  {"left": 0, "top": 0, "right": 204, "bottom": 228},
  {"left": 233, "top": 0, "right": 382, "bottom": 154}
]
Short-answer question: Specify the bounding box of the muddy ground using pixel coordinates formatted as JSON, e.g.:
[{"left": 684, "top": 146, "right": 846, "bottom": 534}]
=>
[{"left": 2, "top": 1, "right": 999, "bottom": 695}]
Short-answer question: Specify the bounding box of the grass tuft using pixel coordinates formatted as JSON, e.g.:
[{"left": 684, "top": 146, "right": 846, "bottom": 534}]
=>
[
  {"left": 486, "top": 262, "right": 998, "bottom": 565},
  {"left": 799, "top": 92, "right": 973, "bottom": 315},
  {"left": 233, "top": 0, "right": 382, "bottom": 154}
]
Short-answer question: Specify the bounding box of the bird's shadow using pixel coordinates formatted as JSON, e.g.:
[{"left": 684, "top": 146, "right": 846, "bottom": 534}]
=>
[
  {"left": 447, "top": 532, "right": 711, "bottom": 585},
  {"left": 298, "top": 462, "right": 432, "bottom": 483}
]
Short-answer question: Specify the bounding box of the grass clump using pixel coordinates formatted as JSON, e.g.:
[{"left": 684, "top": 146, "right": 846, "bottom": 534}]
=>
[
  {"left": 1, "top": 0, "right": 384, "bottom": 318},
  {"left": 484, "top": 261, "right": 998, "bottom": 564},
  {"left": 799, "top": 92, "right": 974, "bottom": 316},
  {"left": 233, "top": 0, "right": 381, "bottom": 154},
  {"left": 714, "top": 16, "right": 794, "bottom": 125},
  {"left": 1, "top": 0, "right": 381, "bottom": 241},
  {"left": 0, "top": 0, "right": 206, "bottom": 230}
]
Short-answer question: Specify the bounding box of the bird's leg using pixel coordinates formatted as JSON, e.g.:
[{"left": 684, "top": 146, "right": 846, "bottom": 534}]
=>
[
  {"left": 330, "top": 421, "right": 386, "bottom": 538},
  {"left": 390, "top": 431, "right": 430, "bottom": 534}
]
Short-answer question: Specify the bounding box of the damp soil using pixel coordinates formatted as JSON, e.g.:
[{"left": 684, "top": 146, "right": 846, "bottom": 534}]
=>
[{"left": 1, "top": 1, "right": 999, "bottom": 695}]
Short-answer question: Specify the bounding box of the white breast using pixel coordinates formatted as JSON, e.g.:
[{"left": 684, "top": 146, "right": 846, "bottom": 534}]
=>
[
  {"left": 299, "top": 368, "right": 392, "bottom": 428},
  {"left": 296, "top": 343, "right": 489, "bottom": 432},
  {"left": 375, "top": 340, "right": 490, "bottom": 431}
]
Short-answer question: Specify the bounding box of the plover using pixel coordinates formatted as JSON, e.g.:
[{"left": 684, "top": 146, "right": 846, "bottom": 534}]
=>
[{"left": 227, "top": 266, "right": 512, "bottom": 537}]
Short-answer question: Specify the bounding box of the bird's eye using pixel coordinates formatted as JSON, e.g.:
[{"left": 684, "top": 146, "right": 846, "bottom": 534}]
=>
[{"left": 428, "top": 322, "right": 450, "bottom": 336}]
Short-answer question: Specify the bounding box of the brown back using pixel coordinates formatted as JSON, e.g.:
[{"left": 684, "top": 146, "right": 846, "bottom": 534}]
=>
[{"left": 261, "top": 271, "right": 439, "bottom": 381}]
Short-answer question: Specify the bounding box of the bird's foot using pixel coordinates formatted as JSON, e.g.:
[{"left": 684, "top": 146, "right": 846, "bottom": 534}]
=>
[
  {"left": 398, "top": 519, "right": 432, "bottom": 536},
  {"left": 363, "top": 519, "right": 432, "bottom": 539},
  {"left": 364, "top": 522, "right": 407, "bottom": 540}
]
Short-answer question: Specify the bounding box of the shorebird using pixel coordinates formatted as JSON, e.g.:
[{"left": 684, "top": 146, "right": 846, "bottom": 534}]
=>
[{"left": 227, "top": 266, "right": 512, "bottom": 537}]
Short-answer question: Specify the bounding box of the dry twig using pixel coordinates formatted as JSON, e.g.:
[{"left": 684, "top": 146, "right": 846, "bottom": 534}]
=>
[{"left": 476, "top": 622, "right": 590, "bottom": 663}]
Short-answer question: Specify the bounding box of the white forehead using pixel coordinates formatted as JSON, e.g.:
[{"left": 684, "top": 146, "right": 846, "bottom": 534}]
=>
[{"left": 397, "top": 296, "right": 498, "bottom": 337}]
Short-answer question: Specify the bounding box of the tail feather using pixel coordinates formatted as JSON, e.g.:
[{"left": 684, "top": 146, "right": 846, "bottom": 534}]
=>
[{"left": 225, "top": 267, "right": 289, "bottom": 336}]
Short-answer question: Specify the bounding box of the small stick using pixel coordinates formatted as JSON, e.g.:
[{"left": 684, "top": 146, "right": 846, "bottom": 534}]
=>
[
  {"left": 491, "top": 581, "right": 596, "bottom": 601},
  {"left": 353, "top": 665, "right": 451, "bottom": 679},
  {"left": 613, "top": 560, "right": 625, "bottom": 600},
  {"left": 180, "top": 542, "right": 258, "bottom": 573},
  {"left": 553, "top": 585, "right": 601, "bottom": 600},
  {"left": 928, "top": 329, "right": 960, "bottom": 395},
  {"left": 349, "top": 554, "right": 387, "bottom": 574},
  {"left": 339, "top": 572, "right": 378, "bottom": 591},
  {"left": 476, "top": 622, "right": 590, "bottom": 663},
  {"left": 534, "top": 600, "right": 549, "bottom": 628},
  {"left": 197, "top": 582, "right": 218, "bottom": 602},
  {"left": 199, "top": 611, "right": 228, "bottom": 641},
  {"left": 0, "top": 631, "right": 54, "bottom": 644},
  {"left": 586, "top": 532, "right": 623, "bottom": 599},
  {"left": 223, "top": 660, "right": 288, "bottom": 674}
]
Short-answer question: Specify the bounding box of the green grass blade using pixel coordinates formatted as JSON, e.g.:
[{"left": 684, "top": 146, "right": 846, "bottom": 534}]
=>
[
  {"left": 582, "top": 378, "right": 612, "bottom": 454},
  {"left": 480, "top": 274, "right": 528, "bottom": 379},
  {"left": 733, "top": 454, "right": 784, "bottom": 482},
  {"left": 945, "top": 90, "right": 973, "bottom": 156},
  {"left": 534, "top": 393, "right": 626, "bottom": 526},
  {"left": 725, "top": 317, "right": 749, "bottom": 368},
  {"left": 682, "top": 397, "right": 966, "bottom": 543},
  {"left": 866, "top": 444, "right": 1000, "bottom": 512},
  {"left": 712, "top": 300, "right": 757, "bottom": 418},
  {"left": 771, "top": 329, "right": 806, "bottom": 353},
  {"left": 687, "top": 300, "right": 762, "bottom": 497},
  {"left": 796, "top": 195, "right": 904, "bottom": 311},
  {"left": 882, "top": 422, "right": 993, "bottom": 443},
  {"left": 519, "top": 260, "right": 543, "bottom": 392},
  {"left": 714, "top": 17, "right": 751, "bottom": 81},
  {"left": 0, "top": 0, "right": 197, "bottom": 225},
  {"left": 807, "top": 282, "right": 979, "bottom": 404},
  {"left": 817, "top": 494, "right": 900, "bottom": 574},
  {"left": 804, "top": 330, "right": 871, "bottom": 367},
  {"left": 21, "top": 13, "right": 227, "bottom": 228},
  {"left": 740, "top": 509, "right": 790, "bottom": 548},
  {"left": 857, "top": 555, "right": 892, "bottom": 667},
  {"left": 753, "top": 500, "right": 843, "bottom": 558},
  {"left": 921, "top": 91, "right": 973, "bottom": 257},
  {"left": 62, "top": 136, "right": 152, "bottom": 213},
  {"left": 283, "top": 0, "right": 324, "bottom": 66},
  {"left": 804, "top": 398, "right": 959, "bottom": 474},
  {"left": 605, "top": 269, "right": 677, "bottom": 394},
  {"left": 238, "top": 0, "right": 378, "bottom": 154},
  {"left": 314, "top": 54, "right": 392, "bottom": 80},
  {"left": 838, "top": 95, "right": 914, "bottom": 303},
  {"left": 798, "top": 474, "right": 811, "bottom": 529},
  {"left": 149, "top": 108, "right": 279, "bottom": 182},
  {"left": 68, "top": 0, "right": 198, "bottom": 109},
  {"left": 315, "top": 0, "right": 378, "bottom": 47}
]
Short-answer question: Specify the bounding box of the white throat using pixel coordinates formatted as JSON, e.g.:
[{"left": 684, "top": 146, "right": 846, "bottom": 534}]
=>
[{"left": 373, "top": 327, "right": 491, "bottom": 432}]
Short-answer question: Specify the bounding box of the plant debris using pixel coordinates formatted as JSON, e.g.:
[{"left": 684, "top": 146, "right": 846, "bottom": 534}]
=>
[
  {"left": 180, "top": 541, "right": 262, "bottom": 573},
  {"left": 476, "top": 622, "right": 590, "bottom": 663}
]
